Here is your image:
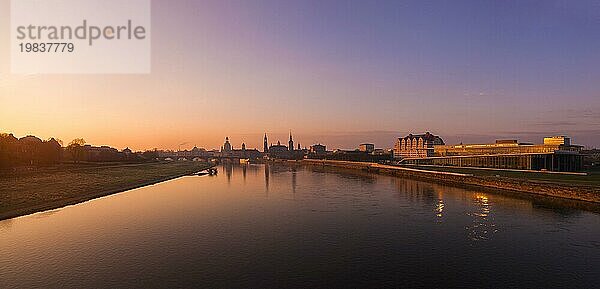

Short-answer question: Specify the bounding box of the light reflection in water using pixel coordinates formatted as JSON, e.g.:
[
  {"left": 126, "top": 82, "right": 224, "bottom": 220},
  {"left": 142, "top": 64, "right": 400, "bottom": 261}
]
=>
[
  {"left": 264, "top": 163, "right": 269, "bottom": 194},
  {"left": 0, "top": 163, "right": 598, "bottom": 288},
  {"left": 242, "top": 163, "right": 247, "bottom": 183},
  {"left": 225, "top": 162, "right": 233, "bottom": 184},
  {"left": 393, "top": 178, "right": 448, "bottom": 220},
  {"left": 466, "top": 194, "right": 498, "bottom": 242},
  {"left": 435, "top": 199, "right": 445, "bottom": 218},
  {"left": 292, "top": 167, "right": 297, "bottom": 195}
]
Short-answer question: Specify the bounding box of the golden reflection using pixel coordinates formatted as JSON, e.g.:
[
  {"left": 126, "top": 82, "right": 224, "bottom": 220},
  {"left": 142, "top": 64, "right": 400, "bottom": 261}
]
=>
[
  {"left": 435, "top": 199, "right": 445, "bottom": 218},
  {"left": 473, "top": 195, "right": 490, "bottom": 217},
  {"left": 393, "top": 178, "right": 448, "bottom": 221},
  {"left": 242, "top": 163, "right": 247, "bottom": 184},
  {"left": 466, "top": 193, "right": 498, "bottom": 242}
]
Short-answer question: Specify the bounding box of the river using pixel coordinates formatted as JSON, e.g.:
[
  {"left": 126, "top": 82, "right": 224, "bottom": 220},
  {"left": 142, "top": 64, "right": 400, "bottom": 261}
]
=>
[{"left": 1, "top": 163, "right": 599, "bottom": 288}]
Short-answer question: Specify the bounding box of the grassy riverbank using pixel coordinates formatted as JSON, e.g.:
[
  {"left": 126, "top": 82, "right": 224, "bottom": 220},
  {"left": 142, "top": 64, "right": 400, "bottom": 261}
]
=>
[{"left": 0, "top": 162, "right": 213, "bottom": 221}]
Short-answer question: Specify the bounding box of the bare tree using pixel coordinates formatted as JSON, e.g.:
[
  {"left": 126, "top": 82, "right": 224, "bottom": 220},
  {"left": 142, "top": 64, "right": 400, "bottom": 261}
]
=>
[
  {"left": 68, "top": 138, "right": 86, "bottom": 147},
  {"left": 67, "top": 138, "right": 86, "bottom": 163}
]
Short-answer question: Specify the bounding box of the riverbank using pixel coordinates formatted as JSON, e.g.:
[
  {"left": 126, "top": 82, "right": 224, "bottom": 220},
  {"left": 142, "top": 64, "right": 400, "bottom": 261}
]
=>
[
  {"left": 0, "top": 162, "right": 214, "bottom": 221},
  {"left": 301, "top": 160, "right": 600, "bottom": 204}
]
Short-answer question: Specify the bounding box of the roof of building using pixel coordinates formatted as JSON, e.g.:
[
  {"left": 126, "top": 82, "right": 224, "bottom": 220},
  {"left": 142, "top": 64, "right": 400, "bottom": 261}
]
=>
[{"left": 400, "top": 132, "right": 444, "bottom": 144}]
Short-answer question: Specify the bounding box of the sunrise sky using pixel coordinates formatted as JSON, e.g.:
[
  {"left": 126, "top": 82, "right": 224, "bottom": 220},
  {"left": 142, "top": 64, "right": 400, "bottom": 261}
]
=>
[{"left": 1, "top": 0, "right": 599, "bottom": 150}]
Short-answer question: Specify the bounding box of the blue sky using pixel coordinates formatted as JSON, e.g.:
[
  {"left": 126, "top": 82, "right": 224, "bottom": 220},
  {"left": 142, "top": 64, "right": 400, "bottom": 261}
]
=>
[{"left": 1, "top": 0, "right": 599, "bottom": 149}]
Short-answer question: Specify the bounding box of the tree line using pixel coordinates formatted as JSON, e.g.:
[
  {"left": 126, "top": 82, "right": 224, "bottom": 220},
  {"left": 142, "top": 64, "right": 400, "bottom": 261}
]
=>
[
  {"left": 0, "top": 133, "right": 63, "bottom": 167},
  {"left": 0, "top": 133, "right": 158, "bottom": 168}
]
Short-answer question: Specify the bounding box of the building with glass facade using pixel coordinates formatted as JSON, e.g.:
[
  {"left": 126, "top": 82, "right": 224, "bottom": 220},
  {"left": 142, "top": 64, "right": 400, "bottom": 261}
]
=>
[{"left": 398, "top": 136, "right": 583, "bottom": 172}]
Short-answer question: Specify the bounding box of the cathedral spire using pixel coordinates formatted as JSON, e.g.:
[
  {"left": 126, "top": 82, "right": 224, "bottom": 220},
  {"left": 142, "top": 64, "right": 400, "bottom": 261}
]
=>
[{"left": 263, "top": 133, "right": 268, "bottom": 153}]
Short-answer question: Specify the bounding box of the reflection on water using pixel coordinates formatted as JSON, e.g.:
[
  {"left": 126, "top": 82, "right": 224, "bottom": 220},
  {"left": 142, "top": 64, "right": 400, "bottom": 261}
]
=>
[
  {"left": 466, "top": 194, "right": 498, "bottom": 242},
  {"left": 0, "top": 163, "right": 599, "bottom": 288},
  {"left": 242, "top": 163, "right": 246, "bottom": 183},
  {"left": 435, "top": 199, "right": 445, "bottom": 218},
  {"left": 264, "top": 163, "right": 269, "bottom": 193},
  {"left": 225, "top": 162, "right": 233, "bottom": 184}
]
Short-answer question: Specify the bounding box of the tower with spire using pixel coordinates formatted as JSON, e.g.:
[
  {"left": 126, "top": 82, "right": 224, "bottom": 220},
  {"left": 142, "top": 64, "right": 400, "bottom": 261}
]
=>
[
  {"left": 263, "top": 133, "right": 268, "bottom": 153},
  {"left": 289, "top": 131, "right": 294, "bottom": 151}
]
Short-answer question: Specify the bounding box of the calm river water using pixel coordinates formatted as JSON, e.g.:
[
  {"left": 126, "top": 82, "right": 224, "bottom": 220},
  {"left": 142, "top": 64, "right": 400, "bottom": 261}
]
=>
[{"left": 1, "top": 163, "right": 599, "bottom": 288}]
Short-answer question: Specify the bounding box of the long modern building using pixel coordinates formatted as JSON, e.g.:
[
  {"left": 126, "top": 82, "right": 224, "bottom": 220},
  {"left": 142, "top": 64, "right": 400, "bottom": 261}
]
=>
[{"left": 397, "top": 134, "right": 583, "bottom": 172}]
